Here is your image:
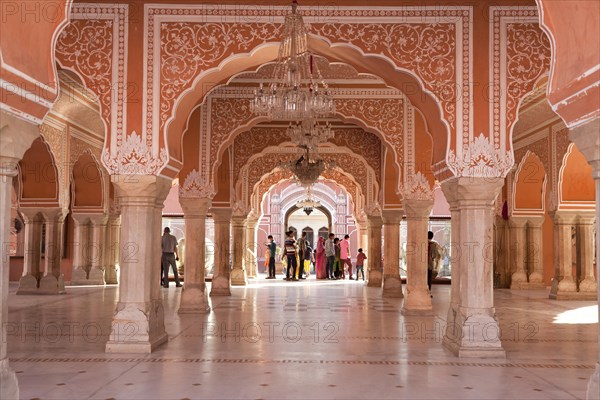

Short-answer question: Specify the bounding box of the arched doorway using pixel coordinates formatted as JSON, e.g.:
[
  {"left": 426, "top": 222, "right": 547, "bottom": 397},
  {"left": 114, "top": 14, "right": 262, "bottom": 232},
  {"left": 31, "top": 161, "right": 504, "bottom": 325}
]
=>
[{"left": 285, "top": 206, "right": 332, "bottom": 244}]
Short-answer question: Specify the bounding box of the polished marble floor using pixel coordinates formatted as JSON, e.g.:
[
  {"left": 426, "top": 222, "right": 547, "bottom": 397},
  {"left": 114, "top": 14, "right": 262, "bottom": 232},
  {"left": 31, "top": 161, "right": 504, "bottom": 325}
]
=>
[{"left": 6, "top": 277, "right": 598, "bottom": 399}]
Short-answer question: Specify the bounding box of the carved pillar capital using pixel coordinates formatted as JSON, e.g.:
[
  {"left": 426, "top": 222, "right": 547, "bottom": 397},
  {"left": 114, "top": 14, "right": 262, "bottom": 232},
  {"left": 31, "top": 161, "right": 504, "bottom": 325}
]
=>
[
  {"left": 179, "top": 197, "right": 211, "bottom": 217},
  {"left": 381, "top": 209, "right": 404, "bottom": 225}
]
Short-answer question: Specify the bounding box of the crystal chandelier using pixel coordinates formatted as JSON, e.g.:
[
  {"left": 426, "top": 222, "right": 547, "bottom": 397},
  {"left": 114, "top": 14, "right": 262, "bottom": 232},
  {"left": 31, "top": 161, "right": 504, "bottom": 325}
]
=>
[
  {"left": 250, "top": 0, "right": 335, "bottom": 121},
  {"left": 296, "top": 187, "right": 322, "bottom": 215},
  {"left": 281, "top": 146, "right": 334, "bottom": 187},
  {"left": 286, "top": 119, "right": 333, "bottom": 149}
]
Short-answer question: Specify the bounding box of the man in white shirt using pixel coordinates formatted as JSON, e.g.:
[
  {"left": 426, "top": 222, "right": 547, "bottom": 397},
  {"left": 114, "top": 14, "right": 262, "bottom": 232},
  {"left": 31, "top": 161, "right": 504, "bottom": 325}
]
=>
[{"left": 161, "top": 227, "right": 181, "bottom": 288}]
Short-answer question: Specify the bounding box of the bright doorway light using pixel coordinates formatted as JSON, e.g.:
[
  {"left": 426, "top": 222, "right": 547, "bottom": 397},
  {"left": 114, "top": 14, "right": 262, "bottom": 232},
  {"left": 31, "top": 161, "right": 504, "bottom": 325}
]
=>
[{"left": 553, "top": 305, "right": 598, "bottom": 324}]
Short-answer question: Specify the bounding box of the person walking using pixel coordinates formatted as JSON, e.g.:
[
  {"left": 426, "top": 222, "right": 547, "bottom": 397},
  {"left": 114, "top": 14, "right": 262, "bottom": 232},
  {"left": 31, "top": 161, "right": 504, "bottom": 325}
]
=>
[
  {"left": 334, "top": 237, "right": 342, "bottom": 279},
  {"left": 266, "top": 235, "right": 277, "bottom": 279},
  {"left": 282, "top": 230, "right": 298, "bottom": 281},
  {"left": 316, "top": 236, "right": 327, "bottom": 279},
  {"left": 325, "top": 233, "right": 336, "bottom": 279},
  {"left": 340, "top": 234, "right": 353, "bottom": 280},
  {"left": 427, "top": 230, "right": 443, "bottom": 296},
  {"left": 161, "top": 227, "right": 182, "bottom": 288},
  {"left": 304, "top": 244, "right": 313, "bottom": 278},
  {"left": 297, "top": 231, "right": 308, "bottom": 279},
  {"left": 355, "top": 248, "right": 367, "bottom": 280}
]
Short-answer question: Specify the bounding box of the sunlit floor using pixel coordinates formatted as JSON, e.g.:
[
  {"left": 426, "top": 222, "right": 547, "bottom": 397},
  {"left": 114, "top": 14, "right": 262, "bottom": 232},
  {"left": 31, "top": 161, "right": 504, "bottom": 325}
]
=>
[{"left": 7, "top": 276, "right": 598, "bottom": 399}]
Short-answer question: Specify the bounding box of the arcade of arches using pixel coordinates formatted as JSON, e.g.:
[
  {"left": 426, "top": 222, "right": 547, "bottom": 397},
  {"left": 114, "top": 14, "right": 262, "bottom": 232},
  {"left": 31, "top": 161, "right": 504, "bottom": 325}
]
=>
[{"left": 0, "top": 1, "right": 599, "bottom": 399}]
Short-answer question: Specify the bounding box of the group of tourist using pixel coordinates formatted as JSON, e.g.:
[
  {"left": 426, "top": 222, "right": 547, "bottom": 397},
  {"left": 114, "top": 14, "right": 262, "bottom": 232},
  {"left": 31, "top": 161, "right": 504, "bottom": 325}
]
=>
[{"left": 264, "top": 231, "right": 367, "bottom": 281}]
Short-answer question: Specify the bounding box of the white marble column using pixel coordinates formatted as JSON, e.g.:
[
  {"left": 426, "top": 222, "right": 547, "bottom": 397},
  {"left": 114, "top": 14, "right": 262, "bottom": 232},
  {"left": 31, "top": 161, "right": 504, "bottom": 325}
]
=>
[
  {"left": 16, "top": 208, "right": 42, "bottom": 294},
  {"left": 0, "top": 160, "right": 19, "bottom": 398},
  {"left": 402, "top": 199, "right": 433, "bottom": 314},
  {"left": 549, "top": 211, "right": 577, "bottom": 298},
  {"left": 104, "top": 214, "right": 121, "bottom": 285},
  {"left": 366, "top": 215, "right": 383, "bottom": 287},
  {"left": 357, "top": 222, "right": 368, "bottom": 254},
  {"left": 244, "top": 216, "right": 258, "bottom": 279},
  {"left": 87, "top": 214, "right": 108, "bottom": 285},
  {"left": 231, "top": 215, "right": 248, "bottom": 286},
  {"left": 382, "top": 210, "right": 403, "bottom": 298},
  {"left": 441, "top": 177, "right": 505, "bottom": 358},
  {"left": 70, "top": 214, "right": 90, "bottom": 285},
  {"left": 442, "top": 182, "right": 461, "bottom": 349},
  {"left": 494, "top": 217, "right": 510, "bottom": 287},
  {"left": 211, "top": 208, "right": 232, "bottom": 296},
  {"left": 1, "top": 110, "right": 43, "bottom": 399},
  {"left": 178, "top": 198, "right": 211, "bottom": 313},
  {"left": 509, "top": 217, "right": 528, "bottom": 289},
  {"left": 0, "top": 167, "right": 21, "bottom": 400},
  {"left": 577, "top": 213, "right": 597, "bottom": 293},
  {"left": 38, "top": 208, "right": 67, "bottom": 294},
  {"left": 105, "top": 175, "right": 170, "bottom": 353},
  {"left": 526, "top": 216, "right": 546, "bottom": 288},
  {"left": 568, "top": 119, "right": 600, "bottom": 399}
]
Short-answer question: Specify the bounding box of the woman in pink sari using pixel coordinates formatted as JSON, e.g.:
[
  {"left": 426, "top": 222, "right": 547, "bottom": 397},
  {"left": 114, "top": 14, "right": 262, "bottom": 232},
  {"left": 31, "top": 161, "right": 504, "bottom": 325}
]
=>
[{"left": 316, "top": 236, "right": 327, "bottom": 279}]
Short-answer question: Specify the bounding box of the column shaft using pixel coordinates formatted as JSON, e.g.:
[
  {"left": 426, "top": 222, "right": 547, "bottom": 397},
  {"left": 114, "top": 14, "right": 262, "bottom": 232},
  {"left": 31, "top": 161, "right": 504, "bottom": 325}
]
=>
[
  {"left": 577, "top": 215, "right": 597, "bottom": 293},
  {"left": 402, "top": 200, "right": 433, "bottom": 314},
  {"left": 549, "top": 212, "right": 577, "bottom": 298},
  {"left": 17, "top": 209, "right": 41, "bottom": 294},
  {"left": 105, "top": 176, "right": 170, "bottom": 353},
  {"left": 70, "top": 215, "right": 89, "bottom": 284},
  {"left": 104, "top": 215, "right": 121, "bottom": 284},
  {"left": 231, "top": 215, "right": 248, "bottom": 286},
  {"left": 39, "top": 209, "right": 66, "bottom": 294},
  {"left": 0, "top": 160, "right": 20, "bottom": 398},
  {"left": 211, "top": 208, "right": 232, "bottom": 295},
  {"left": 509, "top": 217, "right": 528, "bottom": 289},
  {"left": 442, "top": 183, "right": 461, "bottom": 349},
  {"left": 366, "top": 216, "right": 383, "bottom": 287},
  {"left": 442, "top": 177, "right": 505, "bottom": 358},
  {"left": 382, "top": 211, "right": 403, "bottom": 297},
  {"left": 526, "top": 217, "right": 545, "bottom": 287},
  {"left": 244, "top": 219, "right": 258, "bottom": 278},
  {"left": 178, "top": 198, "right": 211, "bottom": 313},
  {"left": 87, "top": 215, "right": 108, "bottom": 285}
]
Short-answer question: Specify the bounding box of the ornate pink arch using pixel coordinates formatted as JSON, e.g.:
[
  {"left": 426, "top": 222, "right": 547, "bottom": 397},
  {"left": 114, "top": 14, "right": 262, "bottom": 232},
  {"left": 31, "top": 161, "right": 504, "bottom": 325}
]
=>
[{"left": 149, "top": 5, "right": 463, "bottom": 177}]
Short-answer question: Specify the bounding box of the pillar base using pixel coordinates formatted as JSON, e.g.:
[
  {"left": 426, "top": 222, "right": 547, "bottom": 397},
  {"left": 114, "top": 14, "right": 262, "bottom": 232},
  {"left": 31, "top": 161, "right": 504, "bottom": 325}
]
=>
[
  {"left": 70, "top": 267, "right": 90, "bottom": 285},
  {"left": 230, "top": 268, "right": 247, "bottom": 286},
  {"left": 87, "top": 267, "right": 106, "bottom": 285},
  {"left": 0, "top": 359, "right": 18, "bottom": 400},
  {"left": 579, "top": 278, "right": 598, "bottom": 293},
  {"left": 511, "top": 281, "right": 546, "bottom": 290},
  {"left": 528, "top": 272, "right": 544, "bottom": 285},
  {"left": 16, "top": 274, "right": 38, "bottom": 294},
  {"left": 558, "top": 277, "right": 577, "bottom": 291},
  {"left": 367, "top": 269, "right": 382, "bottom": 287},
  {"left": 382, "top": 275, "right": 403, "bottom": 298},
  {"left": 442, "top": 312, "right": 506, "bottom": 359},
  {"left": 104, "top": 266, "right": 119, "bottom": 284},
  {"left": 550, "top": 291, "right": 598, "bottom": 301},
  {"left": 210, "top": 276, "right": 231, "bottom": 296},
  {"left": 105, "top": 301, "right": 167, "bottom": 353},
  {"left": 549, "top": 277, "right": 580, "bottom": 298},
  {"left": 402, "top": 286, "right": 432, "bottom": 315},
  {"left": 510, "top": 271, "right": 528, "bottom": 290},
  {"left": 178, "top": 285, "right": 210, "bottom": 313},
  {"left": 38, "top": 274, "right": 66, "bottom": 294},
  {"left": 587, "top": 363, "right": 600, "bottom": 400}
]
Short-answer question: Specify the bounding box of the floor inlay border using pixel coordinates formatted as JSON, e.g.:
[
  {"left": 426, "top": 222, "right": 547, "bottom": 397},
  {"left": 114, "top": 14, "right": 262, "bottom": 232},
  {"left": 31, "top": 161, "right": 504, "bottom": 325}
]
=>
[{"left": 9, "top": 357, "right": 595, "bottom": 369}]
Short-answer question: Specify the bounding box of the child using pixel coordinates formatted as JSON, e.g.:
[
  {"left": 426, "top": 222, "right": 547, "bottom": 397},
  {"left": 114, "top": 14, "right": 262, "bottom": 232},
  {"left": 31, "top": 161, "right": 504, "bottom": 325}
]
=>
[{"left": 356, "top": 248, "right": 366, "bottom": 281}]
